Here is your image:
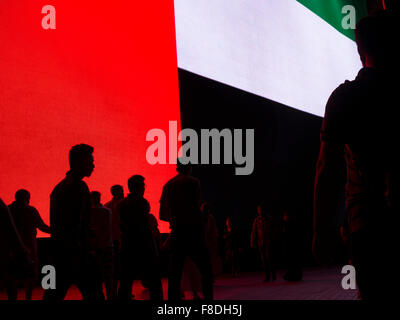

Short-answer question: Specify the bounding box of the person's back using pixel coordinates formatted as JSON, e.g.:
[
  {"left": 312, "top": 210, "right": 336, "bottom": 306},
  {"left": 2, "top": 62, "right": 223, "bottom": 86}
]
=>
[
  {"left": 7, "top": 190, "right": 50, "bottom": 300},
  {"left": 10, "top": 203, "right": 40, "bottom": 247},
  {"left": 160, "top": 161, "right": 213, "bottom": 300},
  {"left": 44, "top": 144, "right": 100, "bottom": 301},
  {"left": 0, "top": 198, "right": 23, "bottom": 271},
  {"left": 323, "top": 68, "right": 396, "bottom": 232},
  {"left": 117, "top": 175, "right": 162, "bottom": 301},
  {"left": 89, "top": 191, "right": 113, "bottom": 300},
  {"left": 104, "top": 184, "right": 124, "bottom": 299},
  {"left": 0, "top": 198, "right": 28, "bottom": 300},
  {"left": 320, "top": 67, "right": 398, "bottom": 299},
  {"left": 90, "top": 204, "right": 113, "bottom": 250},
  {"left": 202, "top": 203, "right": 222, "bottom": 277},
  {"left": 148, "top": 213, "right": 161, "bottom": 251},
  {"left": 105, "top": 185, "right": 124, "bottom": 244},
  {"left": 8, "top": 191, "right": 50, "bottom": 254},
  {"left": 0, "top": 198, "right": 11, "bottom": 261},
  {"left": 204, "top": 213, "right": 218, "bottom": 250},
  {"left": 119, "top": 193, "right": 153, "bottom": 251},
  {"left": 313, "top": 11, "right": 398, "bottom": 300},
  {"left": 50, "top": 173, "right": 91, "bottom": 250},
  {"left": 160, "top": 173, "right": 202, "bottom": 229},
  {"left": 105, "top": 197, "right": 122, "bottom": 243}
]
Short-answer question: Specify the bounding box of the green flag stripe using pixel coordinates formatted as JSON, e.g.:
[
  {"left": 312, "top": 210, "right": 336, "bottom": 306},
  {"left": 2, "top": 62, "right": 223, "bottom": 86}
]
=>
[{"left": 296, "top": 0, "right": 368, "bottom": 40}]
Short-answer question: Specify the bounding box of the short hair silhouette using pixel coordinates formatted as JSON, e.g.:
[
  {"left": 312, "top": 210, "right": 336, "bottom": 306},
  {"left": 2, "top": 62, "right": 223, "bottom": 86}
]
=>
[
  {"left": 355, "top": 10, "right": 394, "bottom": 65},
  {"left": 90, "top": 191, "right": 101, "bottom": 205},
  {"left": 128, "top": 175, "right": 145, "bottom": 193},
  {"left": 176, "top": 157, "right": 192, "bottom": 175},
  {"left": 15, "top": 189, "right": 30, "bottom": 203},
  {"left": 69, "top": 144, "right": 94, "bottom": 168},
  {"left": 110, "top": 184, "right": 124, "bottom": 197}
]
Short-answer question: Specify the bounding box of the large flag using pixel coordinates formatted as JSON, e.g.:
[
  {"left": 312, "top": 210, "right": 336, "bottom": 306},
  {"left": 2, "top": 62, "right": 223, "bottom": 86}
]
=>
[{"left": 174, "top": 0, "right": 368, "bottom": 116}]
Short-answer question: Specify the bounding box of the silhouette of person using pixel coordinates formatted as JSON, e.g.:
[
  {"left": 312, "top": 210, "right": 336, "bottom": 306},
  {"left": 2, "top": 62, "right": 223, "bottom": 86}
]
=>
[
  {"left": 118, "top": 175, "right": 163, "bottom": 301},
  {"left": 8, "top": 189, "right": 50, "bottom": 300},
  {"left": 105, "top": 184, "right": 124, "bottom": 299},
  {"left": 251, "top": 204, "right": 281, "bottom": 282},
  {"left": 223, "top": 216, "right": 241, "bottom": 277},
  {"left": 89, "top": 191, "right": 113, "bottom": 300},
  {"left": 201, "top": 203, "right": 222, "bottom": 277},
  {"left": 105, "top": 185, "right": 124, "bottom": 246},
  {"left": 313, "top": 11, "right": 397, "bottom": 300},
  {"left": 148, "top": 213, "right": 161, "bottom": 252},
  {"left": 181, "top": 203, "right": 221, "bottom": 300},
  {"left": 141, "top": 213, "right": 162, "bottom": 290},
  {"left": 159, "top": 159, "right": 213, "bottom": 300},
  {"left": 43, "top": 144, "right": 103, "bottom": 300},
  {"left": 281, "top": 211, "right": 302, "bottom": 282},
  {"left": 0, "top": 198, "right": 29, "bottom": 300}
]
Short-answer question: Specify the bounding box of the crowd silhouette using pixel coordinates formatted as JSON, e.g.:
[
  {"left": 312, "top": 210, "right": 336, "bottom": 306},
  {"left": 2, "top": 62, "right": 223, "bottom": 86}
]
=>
[
  {"left": 0, "top": 10, "right": 397, "bottom": 301},
  {"left": 0, "top": 145, "right": 219, "bottom": 301}
]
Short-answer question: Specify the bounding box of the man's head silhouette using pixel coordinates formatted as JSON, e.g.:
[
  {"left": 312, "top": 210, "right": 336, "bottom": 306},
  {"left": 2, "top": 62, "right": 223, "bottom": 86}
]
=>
[
  {"left": 69, "top": 144, "right": 94, "bottom": 178},
  {"left": 110, "top": 185, "right": 124, "bottom": 200},
  {"left": 15, "top": 189, "right": 30, "bottom": 207},
  {"left": 128, "top": 175, "right": 145, "bottom": 197},
  {"left": 355, "top": 10, "right": 394, "bottom": 68},
  {"left": 176, "top": 157, "right": 192, "bottom": 175}
]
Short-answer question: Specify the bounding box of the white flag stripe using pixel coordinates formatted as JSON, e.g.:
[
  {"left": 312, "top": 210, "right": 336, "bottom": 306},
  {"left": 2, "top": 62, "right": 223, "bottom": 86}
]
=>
[{"left": 174, "top": 0, "right": 362, "bottom": 116}]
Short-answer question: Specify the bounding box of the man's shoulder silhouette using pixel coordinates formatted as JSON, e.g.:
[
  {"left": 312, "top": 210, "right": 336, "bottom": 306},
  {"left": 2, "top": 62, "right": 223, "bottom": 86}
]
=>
[
  {"left": 162, "top": 173, "right": 201, "bottom": 201},
  {"left": 49, "top": 173, "right": 91, "bottom": 238},
  {"left": 326, "top": 69, "right": 374, "bottom": 113},
  {"left": 119, "top": 194, "right": 150, "bottom": 215},
  {"left": 165, "top": 173, "right": 200, "bottom": 187},
  {"left": 51, "top": 173, "right": 89, "bottom": 198},
  {"left": 322, "top": 67, "right": 394, "bottom": 144},
  {"left": 104, "top": 199, "right": 113, "bottom": 209}
]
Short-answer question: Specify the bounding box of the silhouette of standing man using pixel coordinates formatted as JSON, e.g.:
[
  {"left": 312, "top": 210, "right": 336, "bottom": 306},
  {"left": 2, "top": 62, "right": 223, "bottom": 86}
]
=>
[
  {"left": 44, "top": 144, "right": 102, "bottom": 300},
  {"left": 160, "top": 159, "right": 213, "bottom": 300},
  {"left": 8, "top": 189, "right": 51, "bottom": 300},
  {"left": 251, "top": 205, "right": 281, "bottom": 282},
  {"left": 118, "top": 175, "right": 163, "bottom": 300},
  {"left": 105, "top": 184, "right": 124, "bottom": 299},
  {"left": 313, "top": 11, "right": 397, "bottom": 300},
  {"left": 89, "top": 191, "right": 113, "bottom": 300}
]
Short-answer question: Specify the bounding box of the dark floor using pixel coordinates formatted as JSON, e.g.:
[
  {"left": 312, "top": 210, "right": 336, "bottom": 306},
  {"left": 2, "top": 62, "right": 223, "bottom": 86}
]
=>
[{"left": 0, "top": 266, "right": 358, "bottom": 300}]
